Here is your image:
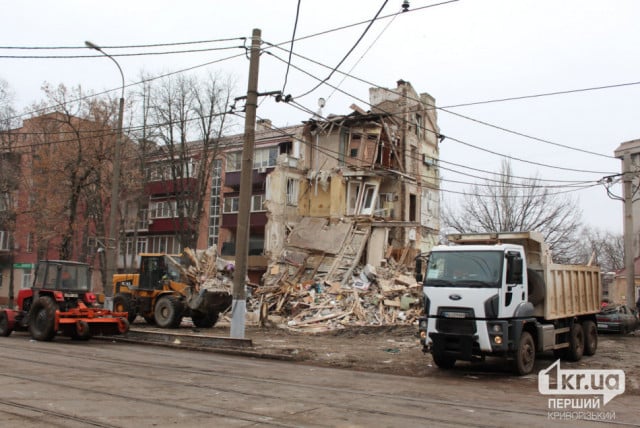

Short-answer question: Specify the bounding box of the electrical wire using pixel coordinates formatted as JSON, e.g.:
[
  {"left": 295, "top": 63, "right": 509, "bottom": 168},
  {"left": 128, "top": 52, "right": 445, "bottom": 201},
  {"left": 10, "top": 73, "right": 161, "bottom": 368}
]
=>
[
  {"left": 0, "top": 37, "right": 245, "bottom": 50},
  {"left": 441, "top": 81, "right": 640, "bottom": 110},
  {"left": 282, "top": 0, "right": 302, "bottom": 94},
  {"left": 326, "top": 1, "right": 401, "bottom": 103},
  {"left": 265, "top": 43, "right": 617, "bottom": 160},
  {"left": 0, "top": 44, "right": 245, "bottom": 59},
  {"left": 282, "top": 99, "right": 610, "bottom": 189},
  {"left": 264, "top": 47, "right": 619, "bottom": 172},
  {"left": 294, "top": 0, "right": 389, "bottom": 99}
]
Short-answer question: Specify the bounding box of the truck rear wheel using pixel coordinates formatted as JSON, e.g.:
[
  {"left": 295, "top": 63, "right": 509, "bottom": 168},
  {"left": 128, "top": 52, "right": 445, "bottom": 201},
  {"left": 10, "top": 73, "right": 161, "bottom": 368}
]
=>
[
  {"left": 0, "top": 311, "right": 13, "bottom": 337},
  {"left": 432, "top": 351, "right": 456, "bottom": 369},
  {"left": 566, "top": 323, "right": 584, "bottom": 361},
  {"left": 191, "top": 311, "right": 219, "bottom": 328},
  {"left": 29, "top": 296, "right": 57, "bottom": 341},
  {"left": 154, "top": 296, "right": 183, "bottom": 328},
  {"left": 514, "top": 331, "right": 535, "bottom": 375},
  {"left": 582, "top": 320, "right": 597, "bottom": 356}
]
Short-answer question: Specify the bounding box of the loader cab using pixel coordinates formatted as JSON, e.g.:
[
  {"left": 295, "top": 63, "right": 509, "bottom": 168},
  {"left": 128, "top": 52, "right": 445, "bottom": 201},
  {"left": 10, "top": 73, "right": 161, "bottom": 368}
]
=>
[{"left": 138, "top": 254, "right": 180, "bottom": 290}]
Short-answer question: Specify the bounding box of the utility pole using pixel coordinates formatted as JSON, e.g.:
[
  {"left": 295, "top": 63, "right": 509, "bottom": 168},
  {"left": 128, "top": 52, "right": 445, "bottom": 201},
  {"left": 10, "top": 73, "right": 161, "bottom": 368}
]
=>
[
  {"left": 231, "top": 28, "right": 261, "bottom": 339},
  {"left": 622, "top": 152, "right": 635, "bottom": 306},
  {"left": 614, "top": 139, "right": 640, "bottom": 307}
]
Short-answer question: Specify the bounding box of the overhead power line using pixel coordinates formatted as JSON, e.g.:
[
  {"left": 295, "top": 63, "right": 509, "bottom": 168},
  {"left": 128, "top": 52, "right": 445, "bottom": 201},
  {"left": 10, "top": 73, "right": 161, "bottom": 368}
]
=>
[
  {"left": 266, "top": 50, "right": 617, "bottom": 175},
  {"left": 294, "top": 0, "right": 389, "bottom": 99},
  {"left": 0, "top": 37, "right": 245, "bottom": 50}
]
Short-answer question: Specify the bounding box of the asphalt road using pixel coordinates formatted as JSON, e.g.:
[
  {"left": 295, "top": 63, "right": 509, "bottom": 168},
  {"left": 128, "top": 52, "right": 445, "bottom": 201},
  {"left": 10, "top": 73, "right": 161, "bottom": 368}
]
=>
[{"left": 0, "top": 333, "right": 636, "bottom": 427}]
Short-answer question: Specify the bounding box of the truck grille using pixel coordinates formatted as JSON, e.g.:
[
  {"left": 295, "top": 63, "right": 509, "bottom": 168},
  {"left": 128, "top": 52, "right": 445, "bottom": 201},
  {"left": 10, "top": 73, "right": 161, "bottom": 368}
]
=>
[{"left": 436, "top": 307, "right": 476, "bottom": 335}]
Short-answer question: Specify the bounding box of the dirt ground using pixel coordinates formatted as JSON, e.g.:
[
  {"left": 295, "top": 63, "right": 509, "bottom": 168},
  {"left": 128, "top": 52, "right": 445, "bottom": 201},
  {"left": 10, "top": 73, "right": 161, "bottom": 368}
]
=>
[{"left": 156, "top": 319, "right": 640, "bottom": 395}]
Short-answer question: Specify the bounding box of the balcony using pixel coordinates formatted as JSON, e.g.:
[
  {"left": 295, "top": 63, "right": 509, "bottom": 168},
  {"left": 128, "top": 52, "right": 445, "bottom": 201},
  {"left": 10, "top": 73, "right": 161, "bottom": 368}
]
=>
[{"left": 145, "top": 177, "right": 197, "bottom": 196}]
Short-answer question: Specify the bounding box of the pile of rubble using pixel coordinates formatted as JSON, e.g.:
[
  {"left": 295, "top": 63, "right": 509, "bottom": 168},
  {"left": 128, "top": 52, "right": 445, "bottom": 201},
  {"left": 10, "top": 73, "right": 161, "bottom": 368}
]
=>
[
  {"left": 249, "top": 260, "right": 423, "bottom": 332},
  {"left": 167, "top": 247, "right": 234, "bottom": 294}
]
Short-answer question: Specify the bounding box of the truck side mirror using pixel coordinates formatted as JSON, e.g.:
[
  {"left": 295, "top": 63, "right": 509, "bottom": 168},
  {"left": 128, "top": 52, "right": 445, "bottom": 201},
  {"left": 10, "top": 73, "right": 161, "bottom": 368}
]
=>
[
  {"left": 506, "top": 252, "right": 523, "bottom": 284},
  {"left": 415, "top": 258, "right": 423, "bottom": 283}
]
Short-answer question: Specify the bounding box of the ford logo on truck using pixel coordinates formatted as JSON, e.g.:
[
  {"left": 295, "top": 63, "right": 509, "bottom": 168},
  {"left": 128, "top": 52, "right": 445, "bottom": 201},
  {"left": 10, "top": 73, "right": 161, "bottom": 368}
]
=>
[{"left": 449, "top": 294, "right": 462, "bottom": 301}]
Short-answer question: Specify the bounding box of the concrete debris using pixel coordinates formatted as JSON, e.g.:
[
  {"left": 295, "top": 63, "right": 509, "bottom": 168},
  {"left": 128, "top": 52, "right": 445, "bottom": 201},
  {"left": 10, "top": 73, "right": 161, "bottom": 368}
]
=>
[
  {"left": 249, "top": 258, "right": 422, "bottom": 332},
  {"left": 167, "top": 247, "right": 234, "bottom": 294}
]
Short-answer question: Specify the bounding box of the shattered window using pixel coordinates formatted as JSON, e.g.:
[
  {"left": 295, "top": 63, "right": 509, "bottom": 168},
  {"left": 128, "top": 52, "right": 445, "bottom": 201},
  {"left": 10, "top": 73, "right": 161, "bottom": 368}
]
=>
[{"left": 286, "top": 178, "right": 299, "bottom": 206}]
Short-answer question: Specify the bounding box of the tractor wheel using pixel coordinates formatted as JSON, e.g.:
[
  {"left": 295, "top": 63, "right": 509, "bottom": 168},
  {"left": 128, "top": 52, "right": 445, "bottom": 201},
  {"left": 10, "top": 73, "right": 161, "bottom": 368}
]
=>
[
  {"left": 114, "top": 294, "right": 137, "bottom": 324},
  {"left": 29, "top": 296, "right": 58, "bottom": 341},
  {"left": 154, "top": 296, "right": 183, "bottom": 328},
  {"left": 582, "top": 320, "right": 598, "bottom": 356},
  {"left": 191, "top": 311, "right": 219, "bottom": 328},
  {"left": 117, "top": 317, "right": 130, "bottom": 335},
  {"left": 72, "top": 320, "right": 91, "bottom": 341},
  {"left": 513, "top": 331, "right": 536, "bottom": 375},
  {"left": 0, "top": 311, "right": 13, "bottom": 337}
]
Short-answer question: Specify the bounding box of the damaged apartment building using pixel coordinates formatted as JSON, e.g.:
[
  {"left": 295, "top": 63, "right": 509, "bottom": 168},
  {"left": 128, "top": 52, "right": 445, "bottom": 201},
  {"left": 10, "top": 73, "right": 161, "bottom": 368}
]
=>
[
  {"left": 114, "top": 80, "right": 440, "bottom": 289},
  {"left": 260, "top": 80, "right": 441, "bottom": 287}
]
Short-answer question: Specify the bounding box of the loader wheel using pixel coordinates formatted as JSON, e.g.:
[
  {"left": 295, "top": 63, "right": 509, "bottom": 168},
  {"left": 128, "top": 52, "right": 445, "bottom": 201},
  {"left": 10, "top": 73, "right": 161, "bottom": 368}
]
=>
[
  {"left": 29, "top": 296, "right": 58, "bottom": 341},
  {"left": 113, "top": 294, "right": 137, "bottom": 324},
  {"left": 582, "top": 320, "right": 598, "bottom": 356},
  {"left": 154, "top": 296, "right": 183, "bottom": 328},
  {"left": 0, "top": 312, "right": 13, "bottom": 337},
  {"left": 72, "top": 320, "right": 91, "bottom": 341},
  {"left": 191, "top": 311, "right": 219, "bottom": 328},
  {"left": 565, "top": 323, "right": 585, "bottom": 361},
  {"left": 513, "top": 331, "right": 536, "bottom": 375}
]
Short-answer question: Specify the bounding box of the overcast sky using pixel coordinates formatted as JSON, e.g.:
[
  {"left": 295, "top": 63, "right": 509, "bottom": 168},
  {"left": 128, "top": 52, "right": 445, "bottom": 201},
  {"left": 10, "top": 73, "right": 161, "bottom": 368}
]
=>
[{"left": 2, "top": 0, "right": 639, "bottom": 234}]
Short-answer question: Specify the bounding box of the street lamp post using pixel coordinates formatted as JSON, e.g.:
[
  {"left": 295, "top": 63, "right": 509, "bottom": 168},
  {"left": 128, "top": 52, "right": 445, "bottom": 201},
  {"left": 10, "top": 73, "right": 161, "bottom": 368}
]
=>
[{"left": 85, "top": 41, "right": 124, "bottom": 309}]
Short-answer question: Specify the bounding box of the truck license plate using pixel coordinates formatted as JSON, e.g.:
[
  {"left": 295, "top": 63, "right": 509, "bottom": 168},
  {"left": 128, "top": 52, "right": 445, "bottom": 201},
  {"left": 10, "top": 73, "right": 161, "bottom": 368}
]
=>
[
  {"left": 64, "top": 293, "right": 79, "bottom": 298},
  {"left": 443, "top": 311, "right": 466, "bottom": 319},
  {"left": 597, "top": 323, "right": 607, "bottom": 329}
]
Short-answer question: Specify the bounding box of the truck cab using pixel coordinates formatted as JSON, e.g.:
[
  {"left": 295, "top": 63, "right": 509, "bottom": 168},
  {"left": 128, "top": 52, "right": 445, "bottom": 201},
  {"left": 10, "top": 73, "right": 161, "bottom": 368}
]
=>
[{"left": 416, "top": 231, "right": 600, "bottom": 375}]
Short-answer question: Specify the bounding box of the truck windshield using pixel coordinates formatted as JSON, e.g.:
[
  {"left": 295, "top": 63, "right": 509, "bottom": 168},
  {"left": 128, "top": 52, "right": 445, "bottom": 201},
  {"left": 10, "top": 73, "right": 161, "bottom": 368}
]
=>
[{"left": 425, "top": 251, "right": 503, "bottom": 288}]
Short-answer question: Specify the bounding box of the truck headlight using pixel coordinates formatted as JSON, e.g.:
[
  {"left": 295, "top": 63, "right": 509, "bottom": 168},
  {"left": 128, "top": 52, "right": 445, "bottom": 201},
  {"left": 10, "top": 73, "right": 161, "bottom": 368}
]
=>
[
  {"left": 494, "top": 336, "right": 503, "bottom": 345},
  {"left": 491, "top": 323, "right": 502, "bottom": 334}
]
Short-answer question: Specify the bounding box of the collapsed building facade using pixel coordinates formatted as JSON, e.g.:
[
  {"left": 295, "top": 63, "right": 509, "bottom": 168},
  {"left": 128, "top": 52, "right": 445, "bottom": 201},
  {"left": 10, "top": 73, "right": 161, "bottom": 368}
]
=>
[{"left": 260, "top": 80, "right": 441, "bottom": 289}]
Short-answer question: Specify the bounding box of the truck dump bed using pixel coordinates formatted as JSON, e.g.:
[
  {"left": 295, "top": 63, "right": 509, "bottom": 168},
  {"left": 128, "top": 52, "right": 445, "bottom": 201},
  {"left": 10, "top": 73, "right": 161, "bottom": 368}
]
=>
[{"left": 543, "top": 263, "right": 601, "bottom": 320}]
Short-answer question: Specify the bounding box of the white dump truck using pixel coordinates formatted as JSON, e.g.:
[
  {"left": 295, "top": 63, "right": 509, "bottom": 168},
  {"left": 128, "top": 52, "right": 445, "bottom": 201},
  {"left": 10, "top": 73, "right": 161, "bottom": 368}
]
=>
[{"left": 415, "top": 231, "right": 601, "bottom": 375}]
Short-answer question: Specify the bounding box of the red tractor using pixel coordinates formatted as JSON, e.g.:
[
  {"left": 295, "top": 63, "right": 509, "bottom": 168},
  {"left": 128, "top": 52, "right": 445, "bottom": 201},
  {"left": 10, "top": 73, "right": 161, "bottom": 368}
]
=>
[{"left": 0, "top": 260, "right": 129, "bottom": 341}]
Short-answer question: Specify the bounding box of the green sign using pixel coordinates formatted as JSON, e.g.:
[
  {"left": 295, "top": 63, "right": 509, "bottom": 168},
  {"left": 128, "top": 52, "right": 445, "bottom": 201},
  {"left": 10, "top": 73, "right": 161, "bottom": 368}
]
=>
[{"left": 13, "top": 263, "right": 34, "bottom": 269}]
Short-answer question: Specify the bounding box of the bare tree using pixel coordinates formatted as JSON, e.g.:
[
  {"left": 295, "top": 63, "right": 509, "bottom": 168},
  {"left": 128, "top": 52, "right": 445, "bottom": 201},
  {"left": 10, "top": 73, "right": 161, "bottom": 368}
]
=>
[
  {"left": 145, "top": 72, "right": 234, "bottom": 250},
  {"left": 572, "top": 226, "right": 624, "bottom": 272},
  {"left": 0, "top": 78, "right": 19, "bottom": 248},
  {"left": 443, "top": 159, "right": 583, "bottom": 262},
  {"left": 28, "top": 84, "right": 118, "bottom": 262}
]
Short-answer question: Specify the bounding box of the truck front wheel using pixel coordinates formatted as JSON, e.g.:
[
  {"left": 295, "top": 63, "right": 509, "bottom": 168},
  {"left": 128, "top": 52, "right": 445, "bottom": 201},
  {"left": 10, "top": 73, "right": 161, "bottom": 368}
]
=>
[
  {"left": 514, "top": 331, "right": 535, "bottom": 375},
  {"left": 431, "top": 351, "right": 456, "bottom": 369}
]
